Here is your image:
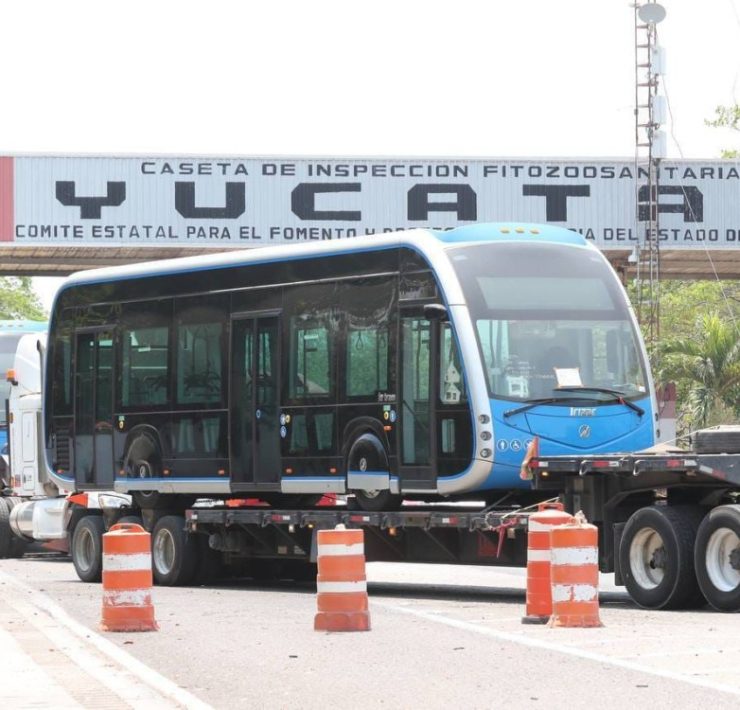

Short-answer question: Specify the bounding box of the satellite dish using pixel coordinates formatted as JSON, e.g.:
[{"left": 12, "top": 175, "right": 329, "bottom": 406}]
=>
[{"left": 638, "top": 3, "right": 667, "bottom": 24}]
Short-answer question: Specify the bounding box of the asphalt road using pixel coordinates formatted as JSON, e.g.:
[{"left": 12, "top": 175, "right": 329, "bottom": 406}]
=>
[{"left": 2, "top": 555, "right": 740, "bottom": 709}]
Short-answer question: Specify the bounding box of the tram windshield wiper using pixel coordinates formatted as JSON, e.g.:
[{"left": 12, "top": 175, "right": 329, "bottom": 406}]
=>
[
  {"left": 555, "top": 386, "right": 645, "bottom": 417},
  {"left": 504, "top": 397, "right": 571, "bottom": 418}
]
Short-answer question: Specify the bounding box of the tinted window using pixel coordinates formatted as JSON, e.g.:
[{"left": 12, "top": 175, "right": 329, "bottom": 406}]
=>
[
  {"left": 176, "top": 322, "right": 222, "bottom": 405},
  {"left": 290, "top": 320, "right": 330, "bottom": 398},
  {"left": 285, "top": 284, "right": 336, "bottom": 402},
  {"left": 347, "top": 326, "right": 389, "bottom": 397},
  {"left": 121, "top": 325, "right": 169, "bottom": 407}
]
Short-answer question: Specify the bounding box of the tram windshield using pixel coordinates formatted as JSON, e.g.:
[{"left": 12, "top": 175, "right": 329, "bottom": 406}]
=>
[{"left": 448, "top": 242, "right": 648, "bottom": 402}]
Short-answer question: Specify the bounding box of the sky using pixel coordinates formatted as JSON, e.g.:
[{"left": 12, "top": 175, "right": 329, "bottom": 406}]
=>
[{"left": 1, "top": 0, "right": 739, "bottom": 309}]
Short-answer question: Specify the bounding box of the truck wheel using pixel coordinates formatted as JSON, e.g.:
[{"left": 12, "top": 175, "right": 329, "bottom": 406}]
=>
[
  {"left": 71, "top": 516, "right": 105, "bottom": 582},
  {"left": 694, "top": 505, "right": 740, "bottom": 611},
  {"left": 0, "top": 499, "right": 12, "bottom": 558},
  {"left": 152, "top": 515, "right": 198, "bottom": 586},
  {"left": 347, "top": 434, "right": 398, "bottom": 512},
  {"left": 619, "top": 505, "right": 704, "bottom": 609}
]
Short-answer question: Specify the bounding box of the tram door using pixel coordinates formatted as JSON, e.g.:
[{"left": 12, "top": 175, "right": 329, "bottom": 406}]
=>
[
  {"left": 73, "top": 329, "right": 115, "bottom": 489},
  {"left": 230, "top": 316, "right": 281, "bottom": 490},
  {"left": 398, "top": 312, "right": 470, "bottom": 491},
  {"left": 399, "top": 314, "right": 437, "bottom": 490}
]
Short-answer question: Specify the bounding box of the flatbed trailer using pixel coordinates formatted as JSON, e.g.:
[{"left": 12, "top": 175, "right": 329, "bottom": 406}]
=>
[
  {"left": 57, "top": 440, "right": 740, "bottom": 613},
  {"left": 528, "top": 442, "right": 740, "bottom": 612},
  {"left": 186, "top": 504, "right": 532, "bottom": 570}
]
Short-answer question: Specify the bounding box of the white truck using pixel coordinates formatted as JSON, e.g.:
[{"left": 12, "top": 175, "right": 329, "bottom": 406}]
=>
[{"left": 0, "top": 333, "right": 128, "bottom": 558}]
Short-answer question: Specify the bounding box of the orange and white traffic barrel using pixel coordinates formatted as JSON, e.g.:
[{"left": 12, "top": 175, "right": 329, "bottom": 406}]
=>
[
  {"left": 522, "top": 502, "right": 574, "bottom": 624},
  {"left": 314, "top": 525, "right": 370, "bottom": 632},
  {"left": 549, "top": 514, "right": 603, "bottom": 628},
  {"left": 100, "top": 522, "right": 158, "bottom": 632}
]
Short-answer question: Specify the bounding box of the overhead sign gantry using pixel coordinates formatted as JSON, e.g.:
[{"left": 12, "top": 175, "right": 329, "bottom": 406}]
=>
[{"left": 1, "top": 154, "right": 738, "bottom": 277}]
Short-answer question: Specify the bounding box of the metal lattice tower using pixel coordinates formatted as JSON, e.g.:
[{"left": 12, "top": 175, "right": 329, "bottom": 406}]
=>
[{"left": 634, "top": 2, "right": 666, "bottom": 351}]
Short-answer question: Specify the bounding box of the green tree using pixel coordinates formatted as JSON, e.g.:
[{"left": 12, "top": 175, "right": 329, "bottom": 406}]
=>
[
  {"left": 705, "top": 104, "right": 740, "bottom": 158},
  {"left": 0, "top": 277, "right": 46, "bottom": 320},
  {"left": 658, "top": 313, "right": 740, "bottom": 429}
]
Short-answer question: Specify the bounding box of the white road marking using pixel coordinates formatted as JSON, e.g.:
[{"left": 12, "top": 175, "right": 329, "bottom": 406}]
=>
[
  {"left": 0, "top": 570, "right": 212, "bottom": 710},
  {"left": 374, "top": 600, "right": 740, "bottom": 698}
]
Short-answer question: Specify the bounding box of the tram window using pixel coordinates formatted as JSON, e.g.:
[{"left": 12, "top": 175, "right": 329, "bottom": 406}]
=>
[
  {"left": 175, "top": 416, "right": 221, "bottom": 456},
  {"left": 315, "top": 412, "right": 334, "bottom": 451},
  {"left": 289, "top": 414, "right": 309, "bottom": 455},
  {"left": 347, "top": 326, "right": 389, "bottom": 397},
  {"left": 176, "top": 322, "right": 222, "bottom": 405},
  {"left": 441, "top": 418, "right": 456, "bottom": 453},
  {"left": 52, "top": 334, "right": 73, "bottom": 415},
  {"left": 290, "top": 318, "right": 331, "bottom": 399},
  {"left": 96, "top": 335, "right": 114, "bottom": 420},
  {"left": 121, "top": 325, "right": 169, "bottom": 407}
]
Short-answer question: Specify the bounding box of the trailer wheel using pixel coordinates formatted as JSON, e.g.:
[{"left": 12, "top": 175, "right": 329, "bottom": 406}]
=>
[
  {"left": 694, "top": 505, "right": 740, "bottom": 611},
  {"left": 0, "top": 498, "right": 12, "bottom": 558},
  {"left": 347, "top": 434, "right": 398, "bottom": 511},
  {"left": 152, "top": 515, "right": 198, "bottom": 586},
  {"left": 71, "top": 516, "right": 105, "bottom": 583},
  {"left": 619, "top": 505, "right": 704, "bottom": 609}
]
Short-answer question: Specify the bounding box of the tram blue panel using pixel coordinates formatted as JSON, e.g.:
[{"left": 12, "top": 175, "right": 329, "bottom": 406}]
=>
[{"left": 478, "top": 397, "right": 655, "bottom": 490}]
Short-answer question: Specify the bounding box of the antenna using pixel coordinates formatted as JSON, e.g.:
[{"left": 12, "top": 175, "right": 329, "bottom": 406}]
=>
[{"left": 634, "top": 2, "right": 667, "bottom": 356}]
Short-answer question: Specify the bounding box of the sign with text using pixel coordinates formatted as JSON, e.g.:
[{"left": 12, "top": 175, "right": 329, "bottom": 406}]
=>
[{"left": 1, "top": 155, "right": 738, "bottom": 249}]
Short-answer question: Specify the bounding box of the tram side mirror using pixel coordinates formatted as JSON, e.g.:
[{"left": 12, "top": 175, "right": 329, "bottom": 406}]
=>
[
  {"left": 423, "top": 303, "right": 449, "bottom": 321},
  {"left": 606, "top": 331, "right": 619, "bottom": 373}
]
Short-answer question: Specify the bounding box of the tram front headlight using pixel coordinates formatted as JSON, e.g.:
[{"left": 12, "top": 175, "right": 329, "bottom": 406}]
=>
[
  {"left": 480, "top": 431, "right": 492, "bottom": 441},
  {"left": 480, "top": 448, "right": 492, "bottom": 458},
  {"left": 478, "top": 414, "right": 490, "bottom": 424}
]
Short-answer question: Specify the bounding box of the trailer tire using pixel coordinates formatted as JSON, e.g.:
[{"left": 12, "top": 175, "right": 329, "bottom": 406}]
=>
[
  {"left": 694, "top": 426, "right": 740, "bottom": 454},
  {"left": 152, "top": 515, "right": 198, "bottom": 586},
  {"left": 71, "top": 515, "right": 105, "bottom": 583},
  {"left": 0, "top": 498, "right": 12, "bottom": 558},
  {"left": 694, "top": 505, "right": 740, "bottom": 612},
  {"left": 620, "top": 505, "right": 704, "bottom": 609},
  {"left": 347, "top": 433, "right": 398, "bottom": 512}
]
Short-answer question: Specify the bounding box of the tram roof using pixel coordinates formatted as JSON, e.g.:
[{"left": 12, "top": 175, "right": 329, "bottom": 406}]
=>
[{"left": 57, "top": 222, "right": 591, "bottom": 292}]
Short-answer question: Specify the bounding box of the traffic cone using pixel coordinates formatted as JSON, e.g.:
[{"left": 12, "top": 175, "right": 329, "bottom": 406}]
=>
[
  {"left": 549, "top": 513, "right": 603, "bottom": 628},
  {"left": 100, "top": 523, "right": 158, "bottom": 632},
  {"left": 522, "top": 502, "right": 574, "bottom": 624},
  {"left": 314, "top": 525, "right": 370, "bottom": 632}
]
